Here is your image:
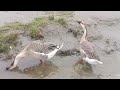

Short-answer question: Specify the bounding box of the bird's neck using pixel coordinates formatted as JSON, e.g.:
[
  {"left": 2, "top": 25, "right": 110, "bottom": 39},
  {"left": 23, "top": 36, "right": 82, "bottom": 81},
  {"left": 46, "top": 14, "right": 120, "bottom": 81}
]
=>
[
  {"left": 80, "top": 25, "right": 87, "bottom": 43},
  {"left": 83, "top": 57, "right": 89, "bottom": 61}
]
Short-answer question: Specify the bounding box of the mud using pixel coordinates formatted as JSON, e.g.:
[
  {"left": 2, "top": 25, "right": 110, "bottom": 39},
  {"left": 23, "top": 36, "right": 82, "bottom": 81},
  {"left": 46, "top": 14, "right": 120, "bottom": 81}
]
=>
[{"left": 0, "top": 11, "right": 120, "bottom": 79}]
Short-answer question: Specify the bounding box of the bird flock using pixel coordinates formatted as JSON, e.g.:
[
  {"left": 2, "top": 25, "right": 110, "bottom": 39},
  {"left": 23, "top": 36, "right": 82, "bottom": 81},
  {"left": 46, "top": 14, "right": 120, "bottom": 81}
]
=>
[{"left": 6, "top": 21, "right": 103, "bottom": 71}]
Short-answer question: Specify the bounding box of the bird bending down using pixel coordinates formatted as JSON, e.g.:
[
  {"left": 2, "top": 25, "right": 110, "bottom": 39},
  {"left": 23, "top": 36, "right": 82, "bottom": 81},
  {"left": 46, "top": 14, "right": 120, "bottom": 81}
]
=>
[
  {"left": 6, "top": 41, "right": 64, "bottom": 70},
  {"left": 76, "top": 21, "right": 103, "bottom": 65}
]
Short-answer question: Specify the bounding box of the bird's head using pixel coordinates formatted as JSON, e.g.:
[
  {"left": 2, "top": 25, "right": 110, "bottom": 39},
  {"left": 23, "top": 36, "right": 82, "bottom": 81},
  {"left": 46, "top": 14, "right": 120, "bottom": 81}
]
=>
[
  {"left": 76, "top": 21, "right": 85, "bottom": 27},
  {"left": 76, "top": 20, "right": 84, "bottom": 25},
  {"left": 76, "top": 21, "right": 83, "bottom": 24}
]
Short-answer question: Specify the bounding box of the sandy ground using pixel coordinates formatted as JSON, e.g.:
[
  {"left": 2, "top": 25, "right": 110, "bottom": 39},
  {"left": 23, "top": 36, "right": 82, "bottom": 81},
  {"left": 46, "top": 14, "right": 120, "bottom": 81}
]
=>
[{"left": 0, "top": 11, "right": 120, "bottom": 79}]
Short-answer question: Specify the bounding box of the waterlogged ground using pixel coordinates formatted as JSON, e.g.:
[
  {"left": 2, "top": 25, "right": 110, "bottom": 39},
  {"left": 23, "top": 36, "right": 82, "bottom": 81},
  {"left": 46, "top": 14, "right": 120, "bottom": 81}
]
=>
[{"left": 0, "top": 11, "right": 120, "bottom": 79}]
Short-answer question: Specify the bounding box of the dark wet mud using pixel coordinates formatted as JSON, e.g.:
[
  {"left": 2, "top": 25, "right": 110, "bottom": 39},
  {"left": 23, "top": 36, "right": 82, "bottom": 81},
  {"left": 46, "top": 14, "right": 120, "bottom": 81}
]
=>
[{"left": 1, "top": 11, "right": 120, "bottom": 79}]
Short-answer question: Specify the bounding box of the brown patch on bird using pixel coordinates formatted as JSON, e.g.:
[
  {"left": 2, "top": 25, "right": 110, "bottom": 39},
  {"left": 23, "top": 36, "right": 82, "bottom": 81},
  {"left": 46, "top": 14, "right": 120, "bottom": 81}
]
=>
[{"left": 80, "top": 41, "right": 100, "bottom": 60}]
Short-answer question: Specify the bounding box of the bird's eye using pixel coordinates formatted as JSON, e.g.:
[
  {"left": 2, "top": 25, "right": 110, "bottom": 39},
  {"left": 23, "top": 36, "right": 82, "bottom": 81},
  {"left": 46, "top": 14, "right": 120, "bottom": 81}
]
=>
[{"left": 82, "top": 31, "right": 84, "bottom": 33}]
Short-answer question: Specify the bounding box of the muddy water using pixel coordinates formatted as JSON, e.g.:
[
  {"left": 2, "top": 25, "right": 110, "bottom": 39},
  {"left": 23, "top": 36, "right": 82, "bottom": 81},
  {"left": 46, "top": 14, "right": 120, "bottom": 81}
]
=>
[{"left": 1, "top": 11, "right": 120, "bottom": 79}]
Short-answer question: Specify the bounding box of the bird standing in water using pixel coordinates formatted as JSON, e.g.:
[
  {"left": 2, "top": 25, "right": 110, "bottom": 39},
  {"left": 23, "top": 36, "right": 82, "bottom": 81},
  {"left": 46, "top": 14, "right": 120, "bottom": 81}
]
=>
[{"left": 76, "top": 21, "right": 103, "bottom": 65}]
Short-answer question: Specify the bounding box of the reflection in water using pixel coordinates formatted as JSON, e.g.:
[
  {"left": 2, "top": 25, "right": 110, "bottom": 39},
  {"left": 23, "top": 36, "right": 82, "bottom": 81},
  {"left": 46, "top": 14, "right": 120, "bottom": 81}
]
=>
[
  {"left": 11, "top": 61, "right": 58, "bottom": 78},
  {"left": 74, "top": 59, "right": 93, "bottom": 76}
]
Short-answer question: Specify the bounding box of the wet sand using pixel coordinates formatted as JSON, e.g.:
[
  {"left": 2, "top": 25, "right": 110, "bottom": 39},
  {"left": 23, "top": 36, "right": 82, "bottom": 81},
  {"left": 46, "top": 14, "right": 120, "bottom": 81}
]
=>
[{"left": 0, "top": 11, "right": 120, "bottom": 79}]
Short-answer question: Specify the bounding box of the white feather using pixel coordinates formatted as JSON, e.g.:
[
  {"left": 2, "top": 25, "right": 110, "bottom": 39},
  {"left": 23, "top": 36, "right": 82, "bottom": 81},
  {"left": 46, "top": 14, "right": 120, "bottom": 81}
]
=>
[
  {"left": 9, "top": 46, "right": 12, "bottom": 49},
  {"left": 83, "top": 57, "right": 103, "bottom": 65}
]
